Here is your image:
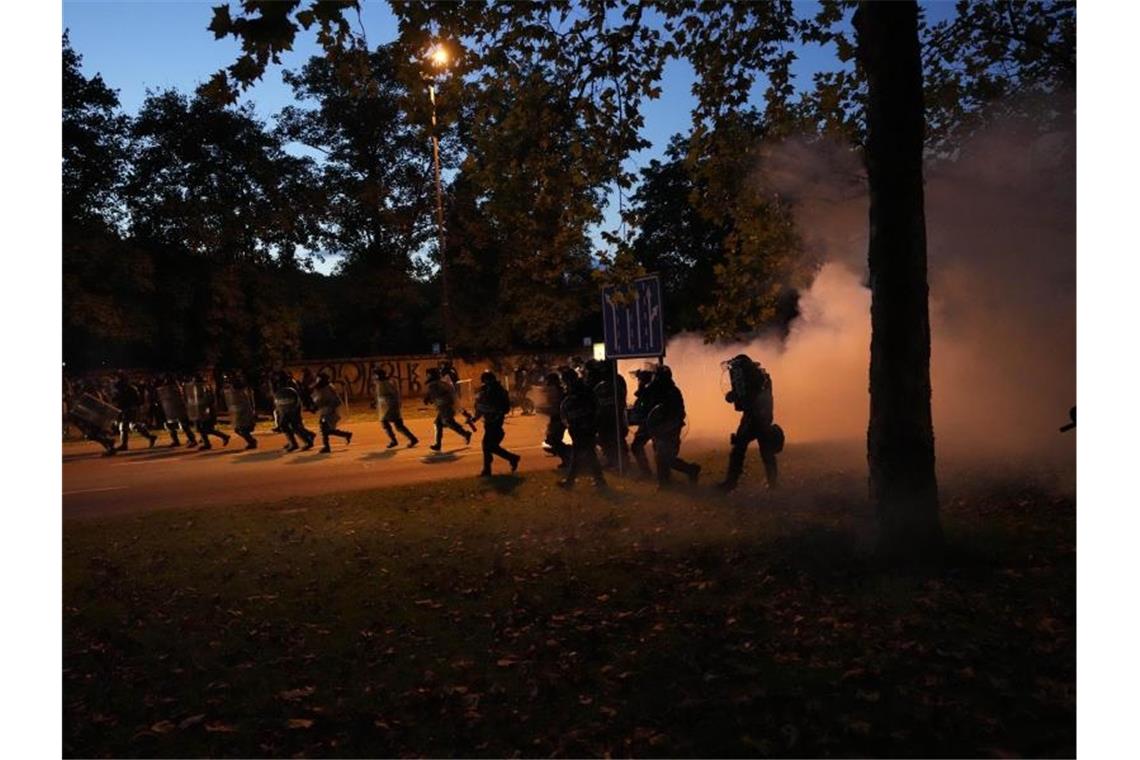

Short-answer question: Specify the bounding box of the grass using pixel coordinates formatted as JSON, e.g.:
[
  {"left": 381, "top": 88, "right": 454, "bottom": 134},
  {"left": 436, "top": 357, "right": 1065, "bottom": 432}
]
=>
[{"left": 63, "top": 443, "right": 1075, "bottom": 757}]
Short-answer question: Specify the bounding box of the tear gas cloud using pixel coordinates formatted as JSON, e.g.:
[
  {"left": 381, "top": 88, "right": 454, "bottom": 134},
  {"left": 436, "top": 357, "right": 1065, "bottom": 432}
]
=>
[{"left": 623, "top": 109, "right": 1075, "bottom": 465}]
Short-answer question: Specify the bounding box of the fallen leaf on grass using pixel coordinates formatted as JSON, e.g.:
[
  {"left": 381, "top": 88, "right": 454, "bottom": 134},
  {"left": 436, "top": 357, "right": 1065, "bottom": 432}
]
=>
[
  {"left": 204, "top": 721, "right": 238, "bottom": 733},
  {"left": 178, "top": 714, "right": 206, "bottom": 730},
  {"left": 277, "top": 686, "right": 316, "bottom": 701},
  {"left": 287, "top": 718, "right": 314, "bottom": 729},
  {"left": 150, "top": 720, "right": 175, "bottom": 734}
]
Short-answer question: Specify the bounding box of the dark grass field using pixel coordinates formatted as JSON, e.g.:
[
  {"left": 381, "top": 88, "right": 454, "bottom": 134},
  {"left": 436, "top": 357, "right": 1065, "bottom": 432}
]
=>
[{"left": 62, "top": 441, "right": 1075, "bottom": 758}]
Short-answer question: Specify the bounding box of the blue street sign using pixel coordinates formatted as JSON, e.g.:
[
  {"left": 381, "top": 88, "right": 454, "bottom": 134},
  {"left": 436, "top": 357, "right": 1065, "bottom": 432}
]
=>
[{"left": 601, "top": 275, "right": 665, "bottom": 359}]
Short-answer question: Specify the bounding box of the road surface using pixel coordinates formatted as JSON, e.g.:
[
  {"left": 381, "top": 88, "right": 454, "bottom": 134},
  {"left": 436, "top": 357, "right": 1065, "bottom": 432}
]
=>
[{"left": 63, "top": 414, "right": 562, "bottom": 519}]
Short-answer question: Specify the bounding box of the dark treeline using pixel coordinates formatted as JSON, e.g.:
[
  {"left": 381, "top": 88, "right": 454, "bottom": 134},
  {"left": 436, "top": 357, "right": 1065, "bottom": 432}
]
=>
[{"left": 64, "top": 0, "right": 1074, "bottom": 376}]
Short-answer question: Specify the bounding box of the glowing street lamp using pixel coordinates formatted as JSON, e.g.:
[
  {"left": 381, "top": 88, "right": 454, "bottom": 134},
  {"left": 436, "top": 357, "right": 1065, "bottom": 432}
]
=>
[{"left": 428, "top": 43, "right": 452, "bottom": 351}]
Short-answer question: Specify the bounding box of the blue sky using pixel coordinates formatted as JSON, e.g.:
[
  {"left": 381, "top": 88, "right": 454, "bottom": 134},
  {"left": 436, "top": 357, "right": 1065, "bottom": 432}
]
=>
[{"left": 63, "top": 0, "right": 957, "bottom": 271}]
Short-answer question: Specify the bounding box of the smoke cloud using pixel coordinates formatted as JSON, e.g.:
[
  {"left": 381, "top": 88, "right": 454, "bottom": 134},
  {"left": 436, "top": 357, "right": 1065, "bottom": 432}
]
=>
[{"left": 624, "top": 108, "right": 1076, "bottom": 467}]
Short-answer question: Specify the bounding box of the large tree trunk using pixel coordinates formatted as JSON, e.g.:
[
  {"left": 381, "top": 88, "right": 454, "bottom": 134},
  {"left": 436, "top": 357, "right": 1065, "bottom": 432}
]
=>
[{"left": 854, "top": 0, "right": 943, "bottom": 560}]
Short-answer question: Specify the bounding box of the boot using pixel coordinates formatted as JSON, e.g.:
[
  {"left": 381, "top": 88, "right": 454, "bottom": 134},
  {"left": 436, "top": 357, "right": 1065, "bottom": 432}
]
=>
[
  {"left": 510, "top": 454, "right": 521, "bottom": 473},
  {"left": 387, "top": 439, "right": 400, "bottom": 449},
  {"left": 687, "top": 463, "right": 701, "bottom": 484}
]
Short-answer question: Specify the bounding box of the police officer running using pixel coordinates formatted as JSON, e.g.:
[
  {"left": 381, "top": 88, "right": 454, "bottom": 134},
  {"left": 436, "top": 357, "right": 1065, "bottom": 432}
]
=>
[
  {"left": 111, "top": 372, "right": 157, "bottom": 450},
  {"left": 471, "top": 370, "right": 521, "bottom": 477},
  {"left": 587, "top": 359, "right": 631, "bottom": 472},
  {"left": 629, "top": 365, "right": 700, "bottom": 486},
  {"left": 557, "top": 367, "right": 607, "bottom": 490},
  {"left": 372, "top": 366, "right": 418, "bottom": 448},
  {"left": 222, "top": 372, "right": 258, "bottom": 450},
  {"left": 185, "top": 373, "right": 230, "bottom": 450},
  {"left": 312, "top": 372, "right": 353, "bottom": 453},
  {"left": 717, "top": 354, "right": 783, "bottom": 491},
  {"left": 155, "top": 372, "right": 198, "bottom": 448},
  {"left": 271, "top": 370, "right": 315, "bottom": 452},
  {"left": 538, "top": 370, "right": 570, "bottom": 467},
  {"left": 424, "top": 366, "right": 473, "bottom": 451}
]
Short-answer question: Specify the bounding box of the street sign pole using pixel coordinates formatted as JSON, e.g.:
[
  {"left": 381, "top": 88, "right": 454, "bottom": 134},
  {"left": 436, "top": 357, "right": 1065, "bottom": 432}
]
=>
[
  {"left": 612, "top": 359, "right": 624, "bottom": 477},
  {"left": 602, "top": 274, "right": 665, "bottom": 478}
]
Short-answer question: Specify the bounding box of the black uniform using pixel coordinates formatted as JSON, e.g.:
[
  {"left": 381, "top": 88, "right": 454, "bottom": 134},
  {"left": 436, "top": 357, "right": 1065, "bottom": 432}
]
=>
[
  {"left": 223, "top": 375, "right": 258, "bottom": 449},
  {"left": 558, "top": 370, "right": 606, "bottom": 489},
  {"left": 111, "top": 375, "right": 157, "bottom": 450},
  {"left": 187, "top": 377, "right": 230, "bottom": 450},
  {"left": 472, "top": 372, "right": 521, "bottom": 476},
  {"left": 272, "top": 373, "right": 315, "bottom": 452},
  {"left": 424, "top": 369, "right": 472, "bottom": 451},
  {"left": 312, "top": 374, "right": 352, "bottom": 453},
  {"left": 718, "top": 355, "right": 780, "bottom": 490},
  {"left": 630, "top": 368, "right": 700, "bottom": 485},
  {"left": 587, "top": 360, "right": 630, "bottom": 471},
  {"left": 155, "top": 374, "right": 198, "bottom": 447},
  {"left": 373, "top": 368, "right": 418, "bottom": 448},
  {"left": 538, "top": 372, "right": 570, "bottom": 467}
]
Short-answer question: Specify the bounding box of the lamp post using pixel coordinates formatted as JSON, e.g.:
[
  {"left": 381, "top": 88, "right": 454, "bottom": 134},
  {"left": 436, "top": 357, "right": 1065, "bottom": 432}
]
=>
[{"left": 428, "top": 44, "right": 451, "bottom": 352}]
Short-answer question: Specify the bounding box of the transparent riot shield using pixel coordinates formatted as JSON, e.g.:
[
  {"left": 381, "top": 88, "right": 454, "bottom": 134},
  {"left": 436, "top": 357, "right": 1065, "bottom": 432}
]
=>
[
  {"left": 183, "top": 382, "right": 206, "bottom": 422},
  {"left": 156, "top": 384, "right": 187, "bottom": 422},
  {"left": 223, "top": 386, "right": 255, "bottom": 430},
  {"left": 72, "top": 393, "right": 121, "bottom": 433}
]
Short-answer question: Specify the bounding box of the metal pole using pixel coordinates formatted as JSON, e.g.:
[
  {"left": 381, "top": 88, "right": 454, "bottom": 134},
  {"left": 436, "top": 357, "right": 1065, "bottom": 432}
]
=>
[
  {"left": 430, "top": 84, "right": 450, "bottom": 353},
  {"left": 612, "top": 360, "right": 624, "bottom": 477}
]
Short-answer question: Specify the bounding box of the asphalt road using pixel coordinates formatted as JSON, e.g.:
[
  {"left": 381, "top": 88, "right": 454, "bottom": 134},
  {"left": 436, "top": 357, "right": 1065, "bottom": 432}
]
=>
[{"left": 62, "top": 414, "right": 562, "bottom": 519}]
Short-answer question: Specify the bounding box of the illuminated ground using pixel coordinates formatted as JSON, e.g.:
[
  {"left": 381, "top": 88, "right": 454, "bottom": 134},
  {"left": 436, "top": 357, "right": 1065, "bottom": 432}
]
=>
[
  {"left": 63, "top": 413, "right": 558, "bottom": 518},
  {"left": 63, "top": 441, "right": 1075, "bottom": 757}
]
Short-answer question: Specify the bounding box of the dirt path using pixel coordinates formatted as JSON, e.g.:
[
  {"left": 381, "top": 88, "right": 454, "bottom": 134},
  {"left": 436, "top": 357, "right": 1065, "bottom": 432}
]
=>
[{"left": 63, "top": 414, "right": 560, "bottom": 519}]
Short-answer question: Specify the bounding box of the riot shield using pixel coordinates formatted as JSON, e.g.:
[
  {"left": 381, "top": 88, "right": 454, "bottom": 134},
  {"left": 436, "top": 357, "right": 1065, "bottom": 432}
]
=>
[
  {"left": 375, "top": 380, "right": 400, "bottom": 420},
  {"left": 156, "top": 384, "right": 187, "bottom": 422},
  {"left": 273, "top": 387, "right": 300, "bottom": 418},
  {"left": 71, "top": 393, "right": 121, "bottom": 433},
  {"left": 183, "top": 382, "right": 206, "bottom": 422},
  {"left": 223, "top": 386, "right": 255, "bottom": 430}
]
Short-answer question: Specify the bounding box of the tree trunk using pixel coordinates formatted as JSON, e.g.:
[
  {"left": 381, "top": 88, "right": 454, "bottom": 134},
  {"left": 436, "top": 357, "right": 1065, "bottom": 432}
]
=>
[{"left": 854, "top": 1, "right": 943, "bottom": 560}]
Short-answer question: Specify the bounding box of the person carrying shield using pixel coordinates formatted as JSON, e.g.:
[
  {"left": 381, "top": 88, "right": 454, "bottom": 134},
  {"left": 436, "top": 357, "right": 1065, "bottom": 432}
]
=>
[
  {"left": 68, "top": 380, "right": 120, "bottom": 456},
  {"left": 557, "top": 367, "right": 606, "bottom": 490},
  {"left": 111, "top": 372, "right": 157, "bottom": 451},
  {"left": 537, "top": 370, "right": 570, "bottom": 468},
  {"left": 154, "top": 372, "right": 198, "bottom": 448},
  {"left": 424, "top": 366, "right": 472, "bottom": 452},
  {"left": 185, "top": 373, "right": 230, "bottom": 450},
  {"left": 470, "top": 370, "right": 521, "bottom": 477},
  {"left": 629, "top": 365, "right": 700, "bottom": 486},
  {"left": 372, "top": 366, "right": 418, "bottom": 448},
  {"left": 716, "top": 354, "right": 783, "bottom": 492},
  {"left": 271, "top": 370, "right": 315, "bottom": 452},
  {"left": 312, "top": 372, "right": 353, "bottom": 453},
  {"left": 222, "top": 372, "right": 258, "bottom": 449}
]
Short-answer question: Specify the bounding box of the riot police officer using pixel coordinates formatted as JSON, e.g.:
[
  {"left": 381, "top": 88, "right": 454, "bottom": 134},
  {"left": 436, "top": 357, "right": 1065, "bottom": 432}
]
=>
[
  {"left": 557, "top": 367, "right": 606, "bottom": 490},
  {"left": 111, "top": 372, "right": 157, "bottom": 450},
  {"left": 586, "top": 359, "right": 630, "bottom": 471},
  {"left": 717, "top": 354, "right": 782, "bottom": 491},
  {"left": 630, "top": 365, "right": 700, "bottom": 486},
  {"left": 185, "top": 373, "right": 230, "bottom": 450},
  {"left": 271, "top": 370, "right": 315, "bottom": 452},
  {"left": 312, "top": 372, "right": 353, "bottom": 453},
  {"left": 155, "top": 372, "right": 198, "bottom": 448},
  {"left": 222, "top": 372, "right": 258, "bottom": 450},
  {"left": 69, "top": 380, "right": 120, "bottom": 456},
  {"left": 424, "top": 367, "right": 473, "bottom": 451},
  {"left": 538, "top": 370, "right": 570, "bottom": 467},
  {"left": 372, "top": 366, "right": 418, "bottom": 448},
  {"left": 471, "top": 370, "right": 521, "bottom": 477},
  {"left": 439, "top": 360, "right": 478, "bottom": 431}
]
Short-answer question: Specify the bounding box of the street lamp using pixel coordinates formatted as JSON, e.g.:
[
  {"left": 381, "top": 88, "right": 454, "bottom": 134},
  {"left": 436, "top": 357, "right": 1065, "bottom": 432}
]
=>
[{"left": 428, "top": 44, "right": 451, "bottom": 352}]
